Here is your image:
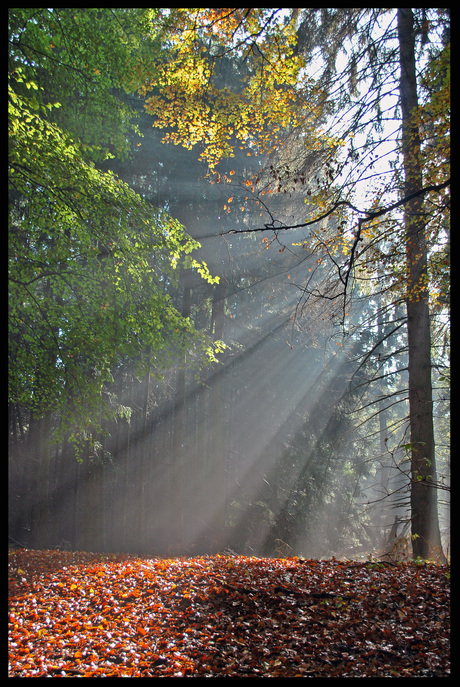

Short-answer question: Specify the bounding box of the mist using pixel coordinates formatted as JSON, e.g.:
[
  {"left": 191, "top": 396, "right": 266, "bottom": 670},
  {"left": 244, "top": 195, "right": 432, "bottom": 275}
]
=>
[
  {"left": 8, "top": 8, "right": 450, "bottom": 563},
  {"left": 9, "top": 200, "right": 421, "bottom": 559},
  {"left": 9, "top": 122, "right": 449, "bottom": 562}
]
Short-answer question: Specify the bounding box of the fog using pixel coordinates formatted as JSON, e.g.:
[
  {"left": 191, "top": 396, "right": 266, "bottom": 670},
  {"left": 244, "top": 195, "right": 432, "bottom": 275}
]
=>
[
  {"left": 26, "top": 206, "right": 414, "bottom": 560},
  {"left": 8, "top": 94, "right": 449, "bottom": 562}
]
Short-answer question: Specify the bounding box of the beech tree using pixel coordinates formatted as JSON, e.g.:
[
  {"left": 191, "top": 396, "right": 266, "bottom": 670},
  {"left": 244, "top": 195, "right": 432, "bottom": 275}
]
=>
[
  {"left": 9, "top": 8, "right": 221, "bottom": 432},
  {"left": 8, "top": 8, "right": 222, "bottom": 547}
]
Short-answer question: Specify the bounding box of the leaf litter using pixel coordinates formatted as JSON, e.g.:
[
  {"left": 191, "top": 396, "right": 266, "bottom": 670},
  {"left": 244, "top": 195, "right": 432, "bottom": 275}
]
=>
[{"left": 8, "top": 549, "right": 450, "bottom": 677}]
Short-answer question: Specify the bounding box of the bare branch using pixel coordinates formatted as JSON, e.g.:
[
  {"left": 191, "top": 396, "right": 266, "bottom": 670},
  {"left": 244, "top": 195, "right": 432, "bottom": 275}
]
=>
[{"left": 222, "top": 179, "right": 450, "bottom": 236}]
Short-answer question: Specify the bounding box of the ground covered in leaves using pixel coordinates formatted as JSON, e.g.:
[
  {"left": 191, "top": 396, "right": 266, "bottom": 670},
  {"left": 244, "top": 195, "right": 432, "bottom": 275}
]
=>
[{"left": 8, "top": 548, "right": 450, "bottom": 678}]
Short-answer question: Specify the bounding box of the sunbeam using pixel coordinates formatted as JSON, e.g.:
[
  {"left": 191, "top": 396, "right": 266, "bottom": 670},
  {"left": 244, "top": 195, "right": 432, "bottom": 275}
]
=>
[{"left": 9, "top": 7, "right": 449, "bottom": 564}]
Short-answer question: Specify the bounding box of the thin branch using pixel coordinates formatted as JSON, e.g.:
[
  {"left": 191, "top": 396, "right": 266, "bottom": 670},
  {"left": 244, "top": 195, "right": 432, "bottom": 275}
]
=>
[
  {"left": 222, "top": 179, "right": 450, "bottom": 236},
  {"left": 350, "top": 321, "right": 406, "bottom": 382}
]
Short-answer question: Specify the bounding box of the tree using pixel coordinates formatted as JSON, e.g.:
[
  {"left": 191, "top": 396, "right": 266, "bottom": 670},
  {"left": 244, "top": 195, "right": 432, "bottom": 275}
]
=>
[
  {"left": 136, "top": 8, "right": 335, "bottom": 172},
  {"left": 131, "top": 8, "right": 449, "bottom": 560},
  {"left": 9, "top": 7, "right": 221, "bottom": 432},
  {"left": 397, "top": 8, "right": 445, "bottom": 560},
  {"left": 8, "top": 8, "right": 222, "bottom": 548}
]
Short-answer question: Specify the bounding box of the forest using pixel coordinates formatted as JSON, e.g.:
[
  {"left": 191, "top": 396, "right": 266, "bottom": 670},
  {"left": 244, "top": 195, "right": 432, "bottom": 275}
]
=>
[{"left": 8, "top": 7, "right": 450, "bottom": 678}]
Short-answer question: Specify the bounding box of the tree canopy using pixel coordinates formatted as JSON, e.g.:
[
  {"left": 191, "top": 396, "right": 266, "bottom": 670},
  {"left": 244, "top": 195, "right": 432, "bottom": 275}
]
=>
[
  {"left": 136, "top": 8, "right": 336, "bottom": 172},
  {"left": 9, "top": 8, "right": 221, "bottom": 435},
  {"left": 8, "top": 8, "right": 449, "bottom": 562}
]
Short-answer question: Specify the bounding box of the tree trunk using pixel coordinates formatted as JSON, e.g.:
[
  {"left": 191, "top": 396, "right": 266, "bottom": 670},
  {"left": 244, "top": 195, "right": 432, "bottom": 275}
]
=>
[
  {"left": 397, "top": 8, "right": 445, "bottom": 561},
  {"left": 172, "top": 277, "right": 191, "bottom": 550},
  {"left": 29, "top": 410, "right": 52, "bottom": 548},
  {"left": 138, "top": 370, "right": 151, "bottom": 553},
  {"left": 208, "top": 281, "right": 227, "bottom": 551}
]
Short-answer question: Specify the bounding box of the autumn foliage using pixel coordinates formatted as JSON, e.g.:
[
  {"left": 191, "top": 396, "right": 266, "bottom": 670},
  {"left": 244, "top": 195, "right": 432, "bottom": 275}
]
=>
[{"left": 9, "top": 549, "right": 449, "bottom": 677}]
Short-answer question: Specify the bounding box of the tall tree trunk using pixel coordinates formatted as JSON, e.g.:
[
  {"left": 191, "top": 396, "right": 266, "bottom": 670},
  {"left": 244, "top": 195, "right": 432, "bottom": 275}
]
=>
[
  {"left": 397, "top": 8, "right": 445, "bottom": 561},
  {"left": 138, "top": 370, "right": 151, "bottom": 553},
  {"left": 82, "top": 459, "right": 101, "bottom": 552},
  {"left": 208, "top": 281, "right": 226, "bottom": 551},
  {"left": 172, "top": 276, "right": 191, "bottom": 550},
  {"left": 29, "top": 410, "right": 52, "bottom": 548}
]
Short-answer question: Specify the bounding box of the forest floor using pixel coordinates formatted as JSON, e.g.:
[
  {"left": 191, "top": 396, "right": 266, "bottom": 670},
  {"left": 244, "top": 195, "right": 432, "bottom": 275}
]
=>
[{"left": 8, "top": 548, "right": 450, "bottom": 678}]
